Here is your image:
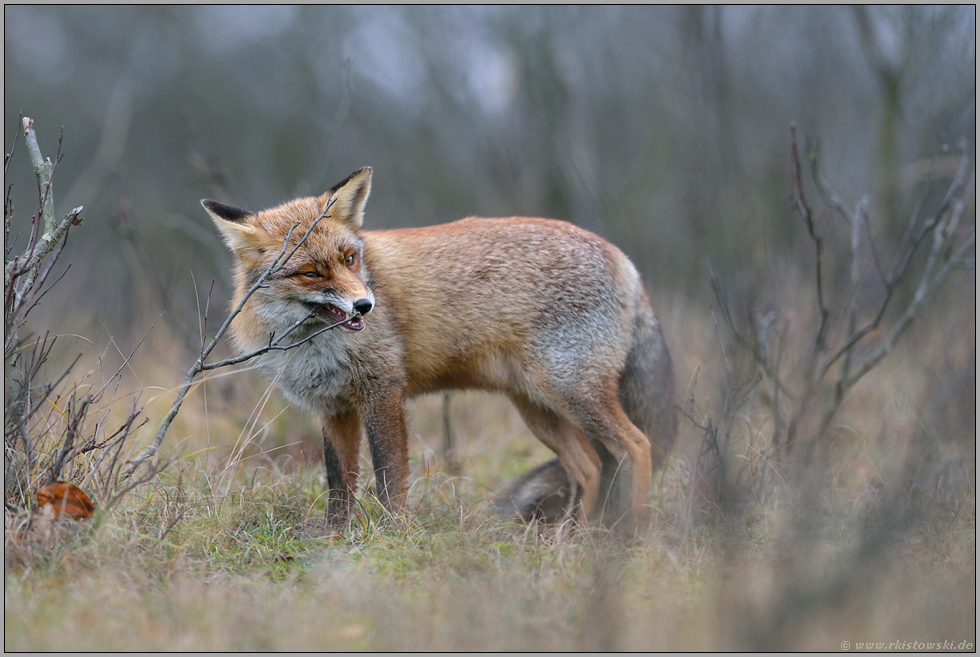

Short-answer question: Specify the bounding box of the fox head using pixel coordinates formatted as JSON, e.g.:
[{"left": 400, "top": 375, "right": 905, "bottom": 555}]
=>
[{"left": 203, "top": 167, "right": 376, "bottom": 333}]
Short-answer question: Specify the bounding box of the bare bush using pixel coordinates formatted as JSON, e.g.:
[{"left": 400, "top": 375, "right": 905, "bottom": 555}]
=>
[
  {"left": 681, "top": 123, "right": 974, "bottom": 526},
  {"left": 4, "top": 117, "right": 350, "bottom": 536},
  {"left": 670, "top": 123, "right": 976, "bottom": 648},
  {"left": 722, "top": 125, "right": 971, "bottom": 456},
  {"left": 4, "top": 117, "right": 165, "bottom": 529}
]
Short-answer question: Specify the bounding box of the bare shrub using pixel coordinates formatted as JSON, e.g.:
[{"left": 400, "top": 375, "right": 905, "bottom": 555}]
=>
[
  {"left": 668, "top": 123, "right": 975, "bottom": 649},
  {"left": 702, "top": 123, "right": 974, "bottom": 492},
  {"left": 4, "top": 117, "right": 166, "bottom": 531}
]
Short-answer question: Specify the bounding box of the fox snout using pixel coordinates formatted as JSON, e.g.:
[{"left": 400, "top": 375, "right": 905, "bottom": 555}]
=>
[
  {"left": 353, "top": 298, "right": 374, "bottom": 316},
  {"left": 313, "top": 299, "right": 372, "bottom": 332}
]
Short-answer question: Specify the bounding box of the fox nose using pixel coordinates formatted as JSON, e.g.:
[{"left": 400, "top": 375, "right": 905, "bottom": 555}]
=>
[{"left": 353, "top": 299, "right": 374, "bottom": 316}]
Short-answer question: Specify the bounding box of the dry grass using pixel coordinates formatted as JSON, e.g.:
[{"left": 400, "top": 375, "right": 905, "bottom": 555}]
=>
[{"left": 4, "top": 290, "right": 976, "bottom": 652}]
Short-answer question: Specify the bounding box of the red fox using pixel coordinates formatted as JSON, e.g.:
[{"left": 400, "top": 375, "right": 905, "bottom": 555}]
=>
[{"left": 203, "top": 167, "right": 675, "bottom": 529}]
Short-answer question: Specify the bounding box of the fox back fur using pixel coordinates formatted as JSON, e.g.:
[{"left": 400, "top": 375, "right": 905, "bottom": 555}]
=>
[{"left": 204, "top": 167, "right": 675, "bottom": 529}]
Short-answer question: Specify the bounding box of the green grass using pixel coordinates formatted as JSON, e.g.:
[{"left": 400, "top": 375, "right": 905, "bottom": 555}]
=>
[
  {"left": 5, "top": 300, "right": 976, "bottom": 651},
  {"left": 5, "top": 431, "right": 975, "bottom": 651}
]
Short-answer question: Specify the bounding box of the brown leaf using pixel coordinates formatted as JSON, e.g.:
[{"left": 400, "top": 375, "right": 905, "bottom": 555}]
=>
[{"left": 36, "top": 482, "right": 95, "bottom": 519}]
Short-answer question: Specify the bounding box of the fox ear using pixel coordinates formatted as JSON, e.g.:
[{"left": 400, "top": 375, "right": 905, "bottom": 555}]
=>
[
  {"left": 201, "top": 199, "right": 265, "bottom": 263},
  {"left": 202, "top": 199, "right": 253, "bottom": 224},
  {"left": 319, "top": 167, "right": 372, "bottom": 230}
]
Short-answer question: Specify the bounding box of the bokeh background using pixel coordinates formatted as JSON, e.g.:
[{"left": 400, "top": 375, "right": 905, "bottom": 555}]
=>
[
  {"left": 4, "top": 6, "right": 976, "bottom": 651},
  {"left": 6, "top": 6, "right": 974, "bottom": 336}
]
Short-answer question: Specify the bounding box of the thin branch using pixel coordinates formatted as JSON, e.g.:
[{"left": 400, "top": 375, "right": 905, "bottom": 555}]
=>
[
  {"left": 942, "top": 166, "right": 974, "bottom": 242},
  {"left": 709, "top": 264, "right": 796, "bottom": 403},
  {"left": 104, "top": 457, "right": 174, "bottom": 512},
  {"left": 4, "top": 112, "right": 22, "bottom": 177},
  {"left": 813, "top": 171, "right": 854, "bottom": 227},
  {"left": 200, "top": 311, "right": 357, "bottom": 371},
  {"left": 789, "top": 123, "right": 830, "bottom": 351},
  {"left": 22, "top": 117, "right": 54, "bottom": 233},
  {"left": 923, "top": 229, "right": 975, "bottom": 297},
  {"left": 710, "top": 303, "right": 735, "bottom": 388},
  {"left": 90, "top": 316, "right": 160, "bottom": 402},
  {"left": 90, "top": 402, "right": 148, "bottom": 485},
  {"left": 843, "top": 197, "right": 975, "bottom": 393},
  {"left": 23, "top": 261, "right": 71, "bottom": 322},
  {"left": 819, "top": 159, "right": 973, "bottom": 379},
  {"left": 857, "top": 195, "right": 887, "bottom": 286},
  {"left": 200, "top": 280, "right": 214, "bottom": 358},
  {"left": 123, "top": 198, "right": 339, "bottom": 476},
  {"left": 836, "top": 195, "right": 868, "bottom": 403},
  {"left": 813, "top": 155, "right": 887, "bottom": 287},
  {"left": 5, "top": 206, "right": 81, "bottom": 290}
]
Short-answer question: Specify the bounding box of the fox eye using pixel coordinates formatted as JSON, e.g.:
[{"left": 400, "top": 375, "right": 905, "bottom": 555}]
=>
[
  {"left": 301, "top": 271, "right": 320, "bottom": 278},
  {"left": 345, "top": 254, "right": 356, "bottom": 267}
]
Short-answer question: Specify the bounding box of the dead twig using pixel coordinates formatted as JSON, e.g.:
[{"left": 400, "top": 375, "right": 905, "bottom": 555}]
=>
[
  {"left": 123, "top": 197, "right": 345, "bottom": 476},
  {"left": 5, "top": 117, "right": 168, "bottom": 518},
  {"left": 789, "top": 122, "right": 830, "bottom": 353}
]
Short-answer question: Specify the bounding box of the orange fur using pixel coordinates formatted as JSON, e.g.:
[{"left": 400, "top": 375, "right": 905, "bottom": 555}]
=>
[{"left": 204, "top": 167, "right": 676, "bottom": 529}]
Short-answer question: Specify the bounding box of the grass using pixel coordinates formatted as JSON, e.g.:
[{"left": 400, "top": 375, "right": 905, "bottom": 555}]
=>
[
  {"left": 5, "top": 455, "right": 973, "bottom": 651},
  {"left": 4, "top": 295, "right": 976, "bottom": 652}
]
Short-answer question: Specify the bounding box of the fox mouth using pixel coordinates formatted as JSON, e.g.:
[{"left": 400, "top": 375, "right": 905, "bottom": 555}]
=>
[{"left": 310, "top": 303, "right": 365, "bottom": 331}]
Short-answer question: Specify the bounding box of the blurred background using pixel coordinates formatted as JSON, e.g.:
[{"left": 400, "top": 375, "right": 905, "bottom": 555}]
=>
[
  {"left": 4, "top": 4, "right": 976, "bottom": 480},
  {"left": 4, "top": 8, "right": 976, "bottom": 650},
  {"left": 6, "top": 6, "right": 974, "bottom": 339}
]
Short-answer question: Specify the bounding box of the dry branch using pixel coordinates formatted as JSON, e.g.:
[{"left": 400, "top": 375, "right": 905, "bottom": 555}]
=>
[
  {"left": 5, "top": 117, "right": 166, "bottom": 516},
  {"left": 714, "top": 122, "right": 975, "bottom": 459},
  {"left": 123, "top": 197, "right": 349, "bottom": 477},
  {"left": 4, "top": 118, "right": 82, "bottom": 295},
  {"left": 789, "top": 122, "right": 830, "bottom": 352}
]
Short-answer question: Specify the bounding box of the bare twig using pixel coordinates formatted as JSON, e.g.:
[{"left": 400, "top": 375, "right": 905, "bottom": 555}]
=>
[
  {"left": 836, "top": 195, "right": 869, "bottom": 403},
  {"left": 789, "top": 123, "right": 830, "bottom": 352},
  {"left": 4, "top": 114, "right": 21, "bottom": 178},
  {"left": 5, "top": 118, "right": 83, "bottom": 293},
  {"left": 201, "top": 313, "right": 353, "bottom": 370},
  {"left": 844, "top": 223, "right": 975, "bottom": 392},
  {"left": 123, "top": 198, "right": 342, "bottom": 476},
  {"left": 104, "top": 456, "right": 174, "bottom": 512},
  {"left": 819, "top": 157, "right": 974, "bottom": 380},
  {"left": 710, "top": 303, "right": 734, "bottom": 389},
  {"left": 709, "top": 265, "right": 795, "bottom": 404}
]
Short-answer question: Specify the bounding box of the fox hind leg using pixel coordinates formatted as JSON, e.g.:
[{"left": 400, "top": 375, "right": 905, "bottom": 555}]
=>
[
  {"left": 512, "top": 398, "right": 602, "bottom": 524},
  {"left": 568, "top": 385, "right": 652, "bottom": 530}
]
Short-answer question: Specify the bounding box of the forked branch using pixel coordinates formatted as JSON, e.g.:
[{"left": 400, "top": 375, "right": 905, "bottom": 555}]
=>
[
  {"left": 716, "top": 122, "right": 975, "bottom": 458},
  {"left": 124, "top": 198, "right": 344, "bottom": 476},
  {"left": 789, "top": 122, "right": 830, "bottom": 352}
]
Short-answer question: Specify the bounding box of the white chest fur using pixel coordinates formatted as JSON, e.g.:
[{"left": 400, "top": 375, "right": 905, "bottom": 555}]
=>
[{"left": 249, "top": 331, "right": 356, "bottom": 414}]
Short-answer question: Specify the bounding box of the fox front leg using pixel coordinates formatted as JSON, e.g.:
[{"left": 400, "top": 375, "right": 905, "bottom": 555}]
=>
[
  {"left": 321, "top": 410, "right": 363, "bottom": 525},
  {"left": 361, "top": 386, "right": 411, "bottom": 514}
]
